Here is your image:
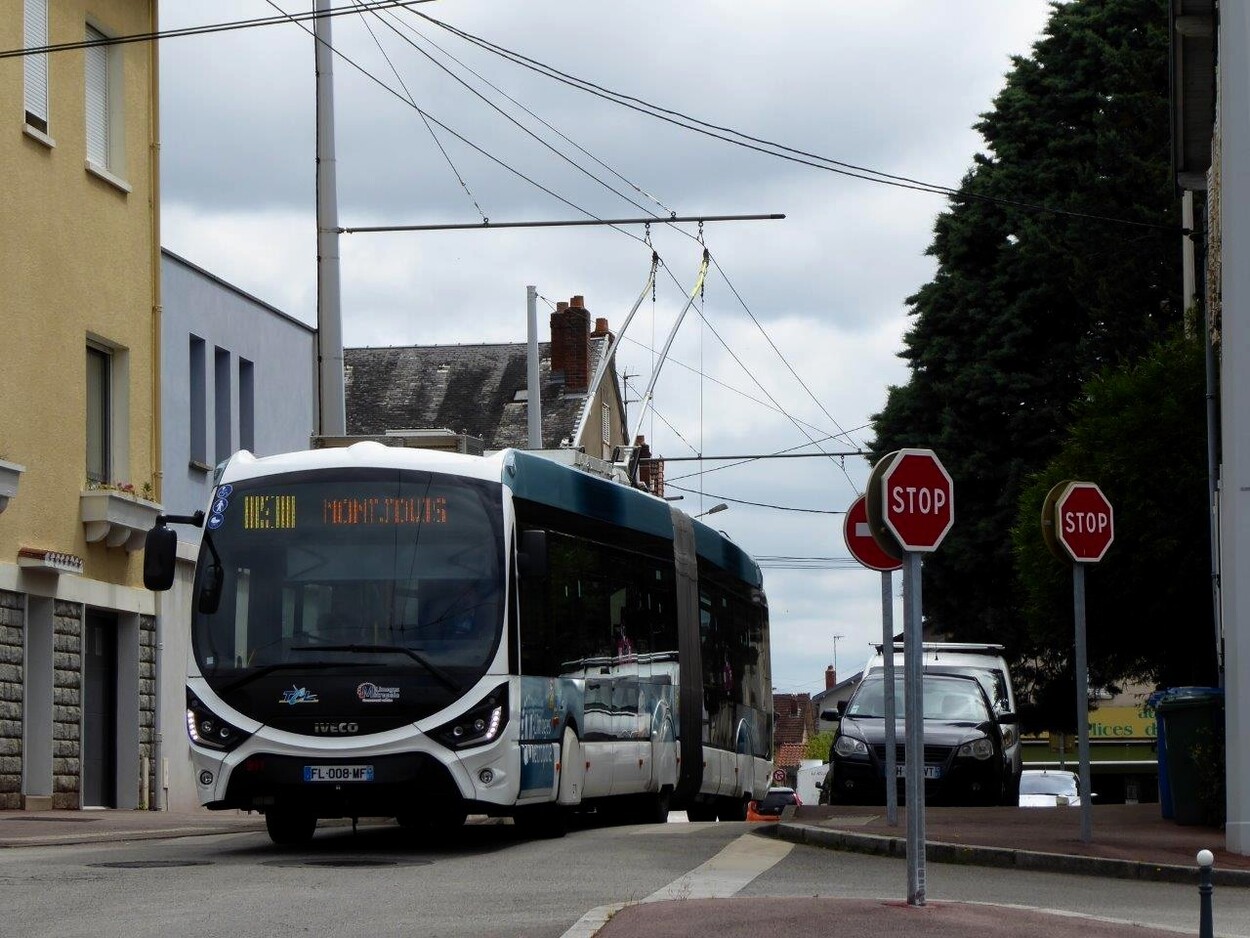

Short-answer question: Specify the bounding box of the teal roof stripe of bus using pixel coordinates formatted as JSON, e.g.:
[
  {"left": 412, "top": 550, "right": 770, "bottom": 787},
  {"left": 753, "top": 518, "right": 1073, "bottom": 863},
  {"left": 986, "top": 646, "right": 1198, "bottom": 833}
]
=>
[
  {"left": 693, "top": 519, "right": 763, "bottom": 588},
  {"left": 502, "top": 450, "right": 762, "bottom": 588}
]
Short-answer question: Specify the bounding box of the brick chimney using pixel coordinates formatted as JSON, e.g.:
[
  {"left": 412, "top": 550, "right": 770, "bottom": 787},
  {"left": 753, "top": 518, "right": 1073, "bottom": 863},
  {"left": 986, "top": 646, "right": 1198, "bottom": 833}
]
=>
[
  {"left": 549, "top": 295, "right": 591, "bottom": 392},
  {"left": 635, "top": 435, "right": 664, "bottom": 497},
  {"left": 826, "top": 665, "right": 837, "bottom": 690}
]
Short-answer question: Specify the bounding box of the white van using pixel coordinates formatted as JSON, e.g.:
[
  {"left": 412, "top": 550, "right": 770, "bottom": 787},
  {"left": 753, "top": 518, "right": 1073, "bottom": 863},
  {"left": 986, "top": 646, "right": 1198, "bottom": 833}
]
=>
[{"left": 863, "top": 642, "right": 1021, "bottom": 803}]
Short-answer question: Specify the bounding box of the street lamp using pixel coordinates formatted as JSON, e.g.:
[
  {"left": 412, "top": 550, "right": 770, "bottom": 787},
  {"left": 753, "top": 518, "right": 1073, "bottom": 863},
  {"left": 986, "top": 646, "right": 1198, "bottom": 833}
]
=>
[{"left": 695, "top": 503, "right": 728, "bottom": 519}]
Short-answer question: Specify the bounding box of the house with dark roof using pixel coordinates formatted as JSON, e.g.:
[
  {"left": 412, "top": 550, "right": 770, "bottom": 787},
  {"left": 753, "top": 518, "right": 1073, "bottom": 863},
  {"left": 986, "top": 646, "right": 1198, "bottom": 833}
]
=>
[
  {"left": 813, "top": 665, "right": 864, "bottom": 734},
  {"left": 344, "top": 295, "right": 643, "bottom": 472}
]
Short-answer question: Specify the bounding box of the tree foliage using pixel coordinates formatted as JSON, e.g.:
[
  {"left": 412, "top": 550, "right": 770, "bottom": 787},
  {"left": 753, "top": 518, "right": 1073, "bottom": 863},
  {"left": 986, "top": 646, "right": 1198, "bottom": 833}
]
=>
[
  {"left": 805, "top": 730, "right": 834, "bottom": 762},
  {"left": 870, "top": 0, "right": 1184, "bottom": 689},
  {"left": 1011, "top": 332, "right": 1215, "bottom": 732}
]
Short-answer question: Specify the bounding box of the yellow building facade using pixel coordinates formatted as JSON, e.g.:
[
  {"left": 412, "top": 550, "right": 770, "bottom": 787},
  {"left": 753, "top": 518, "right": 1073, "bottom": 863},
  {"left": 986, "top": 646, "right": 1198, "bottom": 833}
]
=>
[{"left": 0, "top": 0, "right": 161, "bottom": 810}]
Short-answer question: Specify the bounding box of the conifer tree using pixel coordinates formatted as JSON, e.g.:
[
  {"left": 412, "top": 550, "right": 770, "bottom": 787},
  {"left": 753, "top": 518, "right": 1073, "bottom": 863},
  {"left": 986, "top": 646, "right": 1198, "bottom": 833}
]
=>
[{"left": 870, "top": 0, "right": 1183, "bottom": 670}]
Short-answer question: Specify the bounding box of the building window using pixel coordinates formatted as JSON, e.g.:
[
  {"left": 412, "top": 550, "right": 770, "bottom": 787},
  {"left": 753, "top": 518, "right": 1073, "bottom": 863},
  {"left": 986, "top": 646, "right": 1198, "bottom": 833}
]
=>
[
  {"left": 84, "top": 23, "right": 123, "bottom": 177},
  {"left": 189, "top": 336, "right": 206, "bottom": 466},
  {"left": 215, "top": 347, "right": 232, "bottom": 463},
  {"left": 239, "top": 358, "right": 255, "bottom": 453},
  {"left": 24, "top": 0, "right": 49, "bottom": 134},
  {"left": 601, "top": 402, "right": 611, "bottom": 445},
  {"left": 86, "top": 344, "right": 112, "bottom": 484}
]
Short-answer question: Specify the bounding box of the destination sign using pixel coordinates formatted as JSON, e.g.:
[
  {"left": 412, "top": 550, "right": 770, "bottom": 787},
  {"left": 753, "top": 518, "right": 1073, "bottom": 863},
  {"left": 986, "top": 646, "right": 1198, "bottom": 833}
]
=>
[{"left": 240, "top": 493, "right": 450, "bottom": 530}]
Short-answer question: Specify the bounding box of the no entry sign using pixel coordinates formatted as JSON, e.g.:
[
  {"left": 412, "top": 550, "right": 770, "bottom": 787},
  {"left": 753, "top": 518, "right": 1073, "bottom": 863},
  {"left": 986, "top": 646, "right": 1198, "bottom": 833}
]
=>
[
  {"left": 881, "top": 449, "right": 954, "bottom": 552},
  {"left": 1055, "top": 482, "right": 1114, "bottom": 563},
  {"left": 844, "top": 494, "right": 902, "bottom": 571}
]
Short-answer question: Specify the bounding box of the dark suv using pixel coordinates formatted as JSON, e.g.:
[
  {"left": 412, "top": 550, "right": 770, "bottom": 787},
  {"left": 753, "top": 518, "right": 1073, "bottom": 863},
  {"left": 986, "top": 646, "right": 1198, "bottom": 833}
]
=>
[{"left": 825, "top": 671, "right": 1016, "bottom": 806}]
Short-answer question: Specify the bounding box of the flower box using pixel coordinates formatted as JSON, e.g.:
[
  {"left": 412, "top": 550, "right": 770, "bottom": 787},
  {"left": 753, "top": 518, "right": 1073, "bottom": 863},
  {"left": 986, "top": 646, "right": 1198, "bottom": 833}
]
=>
[{"left": 80, "top": 489, "right": 162, "bottom": 552}]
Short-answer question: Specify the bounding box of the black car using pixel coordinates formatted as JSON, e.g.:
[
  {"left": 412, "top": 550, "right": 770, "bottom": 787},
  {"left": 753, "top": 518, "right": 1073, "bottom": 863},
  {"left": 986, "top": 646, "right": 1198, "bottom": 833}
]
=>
[{"left": 824, "top": 671, "right": 1016, "bottom": 806}]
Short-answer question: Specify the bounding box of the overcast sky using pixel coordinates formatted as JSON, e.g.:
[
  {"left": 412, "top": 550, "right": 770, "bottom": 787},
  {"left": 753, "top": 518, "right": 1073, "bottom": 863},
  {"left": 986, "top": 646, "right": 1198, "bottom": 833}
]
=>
[{"left": 159, "top": 0, "right": 1054, "bottom": 696}]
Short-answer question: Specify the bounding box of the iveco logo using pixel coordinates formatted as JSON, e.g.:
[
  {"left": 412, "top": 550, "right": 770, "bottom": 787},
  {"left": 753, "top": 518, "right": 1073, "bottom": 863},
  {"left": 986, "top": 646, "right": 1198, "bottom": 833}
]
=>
[{"left": 313, "top": 721, "right": 360, "bottom": 735}]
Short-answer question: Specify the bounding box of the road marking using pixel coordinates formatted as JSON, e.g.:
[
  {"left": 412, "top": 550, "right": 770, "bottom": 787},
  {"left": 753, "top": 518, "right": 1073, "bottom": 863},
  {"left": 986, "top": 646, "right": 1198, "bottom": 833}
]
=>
[
  {"left": 561, "top": 832, "right": 792, "bottom": 937},
  {"left": 644, "top": 832, "right": 793, "bottom": 901}
]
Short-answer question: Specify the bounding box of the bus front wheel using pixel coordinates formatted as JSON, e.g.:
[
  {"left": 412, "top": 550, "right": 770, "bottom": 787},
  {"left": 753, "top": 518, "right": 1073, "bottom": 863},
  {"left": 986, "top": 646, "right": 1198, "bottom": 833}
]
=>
[{"left": 265, "top": 810, "right": 317, "bottom": 846}]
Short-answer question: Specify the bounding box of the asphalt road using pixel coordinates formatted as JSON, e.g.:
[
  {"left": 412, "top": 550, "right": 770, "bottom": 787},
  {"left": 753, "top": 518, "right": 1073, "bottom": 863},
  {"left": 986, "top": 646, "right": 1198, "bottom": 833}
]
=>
[{"left": 4, "top": 817, "right": 1250, "bottom": 938}]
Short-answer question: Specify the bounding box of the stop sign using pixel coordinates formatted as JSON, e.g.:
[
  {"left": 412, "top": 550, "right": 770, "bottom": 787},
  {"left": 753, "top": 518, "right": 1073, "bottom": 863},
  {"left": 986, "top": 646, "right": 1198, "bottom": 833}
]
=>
[
  {"left": 844, "top": 494, "right": 902, "bottom": 571},
  {"left": 1055, "top": 481, "right": 1114, "bottom": 562},
  {"left": 881, "top": 449, "right": 954, "bottom": 552}
]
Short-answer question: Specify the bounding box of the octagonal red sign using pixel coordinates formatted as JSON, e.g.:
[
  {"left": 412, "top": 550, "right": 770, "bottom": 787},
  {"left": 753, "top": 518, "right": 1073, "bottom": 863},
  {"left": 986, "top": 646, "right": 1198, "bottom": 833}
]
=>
[
  {"left": 844, "top": 494, "right": 902, "bottom": 572},
  {"left": 1055, "top": 481, "right": 1114, "bottom": 563},
  {"left": 881, "top": 448, "right": 954, "bottom": 552}
]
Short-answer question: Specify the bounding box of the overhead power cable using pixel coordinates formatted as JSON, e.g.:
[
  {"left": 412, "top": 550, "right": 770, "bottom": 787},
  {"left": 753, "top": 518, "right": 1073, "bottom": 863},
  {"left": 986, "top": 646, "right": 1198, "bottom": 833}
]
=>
[
  {"left": 350, "top": 2, "right": 659, "bottom": 219},
  {"left": 260, "top": 1, "right": 652, "bottom": 250},
  {"left": 370, "top": 4, "right": 675, "bottom": 217},
  {"left": 664, "top": 429, "right": 870, "bottom": 484},
  {"left": 708, "top": 251, "right": 862, "bottom": 450},
  {"left": 664, "top": 482, "right": 841, "bottom": 515},
  {"left": 0, "top": 0, "right": 435, "bottom": 59},
  {"left": 649, "top": 242, "right": 861, "bottom": 490},
  {"left": 346, "top": 0, "right": 487, "bottom": 223},
  {"left": 407, "top": 10, "right": 1186, "bottom": 235},
  {"left": 618, "top": 334, "right": 839, "bottom": 441}
]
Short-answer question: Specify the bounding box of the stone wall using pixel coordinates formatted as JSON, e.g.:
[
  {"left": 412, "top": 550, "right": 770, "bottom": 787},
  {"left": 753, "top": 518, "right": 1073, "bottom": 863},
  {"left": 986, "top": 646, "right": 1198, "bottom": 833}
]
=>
[
  {"left": 0, "top": 590, "right": 23, "bottom": 810},
  {"left": 139, "top": 615, "right": 156, "bottom": 808},
  {"left": 52, "top": 600, "right": 82, "bottom": 809}
]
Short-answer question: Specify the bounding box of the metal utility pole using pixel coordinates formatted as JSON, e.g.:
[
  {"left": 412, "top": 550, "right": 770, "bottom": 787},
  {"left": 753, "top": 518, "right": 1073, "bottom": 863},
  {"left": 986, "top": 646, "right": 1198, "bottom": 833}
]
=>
[
  {"left": 526, "top": 286, "right": 542, "bottom": 449},
  {"left": 314, "top": 0, "right": 345, "bottom": 436},
  {"left": 830, "top": 634, "right": 845, "bottom": 676}
]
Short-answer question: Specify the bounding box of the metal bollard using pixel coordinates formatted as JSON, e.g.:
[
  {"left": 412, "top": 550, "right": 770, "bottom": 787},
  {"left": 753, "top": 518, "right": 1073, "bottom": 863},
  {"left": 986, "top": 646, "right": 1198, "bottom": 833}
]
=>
[{"left": 1198, "top": 848, "right": 1214, "bottom": 938}]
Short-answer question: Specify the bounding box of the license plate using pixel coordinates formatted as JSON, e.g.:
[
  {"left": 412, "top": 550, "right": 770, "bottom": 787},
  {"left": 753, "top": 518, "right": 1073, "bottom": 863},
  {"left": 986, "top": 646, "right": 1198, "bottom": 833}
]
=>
[
  {"left": 303, "top": 764, "right": 374, "bottom": 783},
  {"left": 895, "top": 764, "right": 941, "bottom": 780}
]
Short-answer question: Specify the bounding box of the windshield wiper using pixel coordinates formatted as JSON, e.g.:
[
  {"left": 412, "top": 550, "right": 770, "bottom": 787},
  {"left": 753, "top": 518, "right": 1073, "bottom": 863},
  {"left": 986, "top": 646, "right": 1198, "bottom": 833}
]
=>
[
  {"left": 218, "top": 660, "right": 360, "bottom": 695},
  {"left": 290, "top": 644, "right": 460, "bottom": 693}
]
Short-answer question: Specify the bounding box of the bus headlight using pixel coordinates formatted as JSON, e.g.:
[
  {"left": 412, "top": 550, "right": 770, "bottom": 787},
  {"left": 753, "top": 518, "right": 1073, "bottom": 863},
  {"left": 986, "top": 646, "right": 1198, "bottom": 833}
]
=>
[
  {"left": 431, "top": 683, "right": 509, "bottom": 750},
  {"left": 186, "top": 690, "right": 250, "bottom": 752}
]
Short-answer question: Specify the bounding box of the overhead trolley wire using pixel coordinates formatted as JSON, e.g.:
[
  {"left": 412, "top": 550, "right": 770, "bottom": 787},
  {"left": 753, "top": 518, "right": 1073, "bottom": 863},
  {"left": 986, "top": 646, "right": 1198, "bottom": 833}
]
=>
[
  {"left": 369, "top": 4, "right": 676, "bottom": 218},
  {"left": 347, "top": 2, "right": 662, "bottom": 220},
  {"left": 0, "top": 3, "right": 1185, "bottom": 233},
  {"left": 664, "top": 482, "right": 841, "bottom": 515},
  {"left": 260, "top": 1, "right": 654, "bottom": 250},
  {"left": 345, "top": 0, "right": 487, "bottom": 223},
  {"left": 0, "top": 0, "right": 436, "bottom": 59},
  {"left": 407, "top": 10, "right": 1187, "bottom": 235}
]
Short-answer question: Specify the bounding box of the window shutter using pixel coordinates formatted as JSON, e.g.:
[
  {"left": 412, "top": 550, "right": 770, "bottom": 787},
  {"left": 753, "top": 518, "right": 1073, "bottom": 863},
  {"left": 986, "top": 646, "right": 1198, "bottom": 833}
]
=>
[
  {"left": 23, "top": 0, "right": 49, "bottom": 130},
  {"left": 84, "top": 26, "right": 109, "bottom": 166}
]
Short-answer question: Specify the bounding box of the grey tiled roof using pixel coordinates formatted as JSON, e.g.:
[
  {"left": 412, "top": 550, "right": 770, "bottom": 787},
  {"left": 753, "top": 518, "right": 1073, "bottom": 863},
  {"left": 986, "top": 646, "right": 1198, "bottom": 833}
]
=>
[{"left": 344, "top": 339, "right": 612, "bottom": 450}]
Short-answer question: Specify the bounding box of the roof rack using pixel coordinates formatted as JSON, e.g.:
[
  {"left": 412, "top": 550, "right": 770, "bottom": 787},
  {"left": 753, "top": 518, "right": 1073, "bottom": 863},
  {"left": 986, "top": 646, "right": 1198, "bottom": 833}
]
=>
[{"left": 871, "top": 642, "right": 1005, "bottom": 654}]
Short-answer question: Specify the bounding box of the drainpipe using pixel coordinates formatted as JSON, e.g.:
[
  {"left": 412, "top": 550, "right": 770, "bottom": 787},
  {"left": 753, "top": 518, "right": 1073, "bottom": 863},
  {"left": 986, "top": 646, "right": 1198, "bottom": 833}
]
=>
[{"left": 148, "top": 0, "right": 164, "bottom": 809}]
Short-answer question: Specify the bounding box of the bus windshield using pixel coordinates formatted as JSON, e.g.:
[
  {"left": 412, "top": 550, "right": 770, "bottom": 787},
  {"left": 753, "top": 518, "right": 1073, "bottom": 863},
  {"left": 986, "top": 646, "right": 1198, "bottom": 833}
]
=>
[{"left": 192, "top": 468, "right": 505, "bottom": 698}]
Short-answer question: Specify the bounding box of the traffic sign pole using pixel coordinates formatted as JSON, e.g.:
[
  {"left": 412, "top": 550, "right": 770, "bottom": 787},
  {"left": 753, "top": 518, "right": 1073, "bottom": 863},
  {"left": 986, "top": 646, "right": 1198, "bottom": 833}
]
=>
[
  {"left": 904, "top": 551, "right": 926, "bottom": 905},
  {"left": 869, "top": 448, "right": 953, "bottom": 908},
  {"left": 881, "top": 569, "right": 898, "bottom": 827},
  {"left": 845, "top": 494, "right": 901, "bottom": 828},
  {"left": 1043, "top": 480, "right": 1112, "bottom": 845},
  {"left": 1073, "top": 563, "right": 1093, "bottom": 844}
]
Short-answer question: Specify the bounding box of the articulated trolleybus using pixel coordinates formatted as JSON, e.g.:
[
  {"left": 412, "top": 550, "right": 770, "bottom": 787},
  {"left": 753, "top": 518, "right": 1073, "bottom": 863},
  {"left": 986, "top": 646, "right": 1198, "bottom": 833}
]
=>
[{"left": 144, "top": 443, "right": 772, "bottom": 844}]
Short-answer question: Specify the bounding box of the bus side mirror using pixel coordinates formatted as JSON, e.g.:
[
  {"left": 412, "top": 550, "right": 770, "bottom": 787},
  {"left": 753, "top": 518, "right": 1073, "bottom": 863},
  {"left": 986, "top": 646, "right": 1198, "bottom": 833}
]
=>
[
  {"left": 143, "top": 526, "right": 178, "bottom": 591},
  {"left": 518, "top": 529, "right": 548, "bottom": 579}
]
